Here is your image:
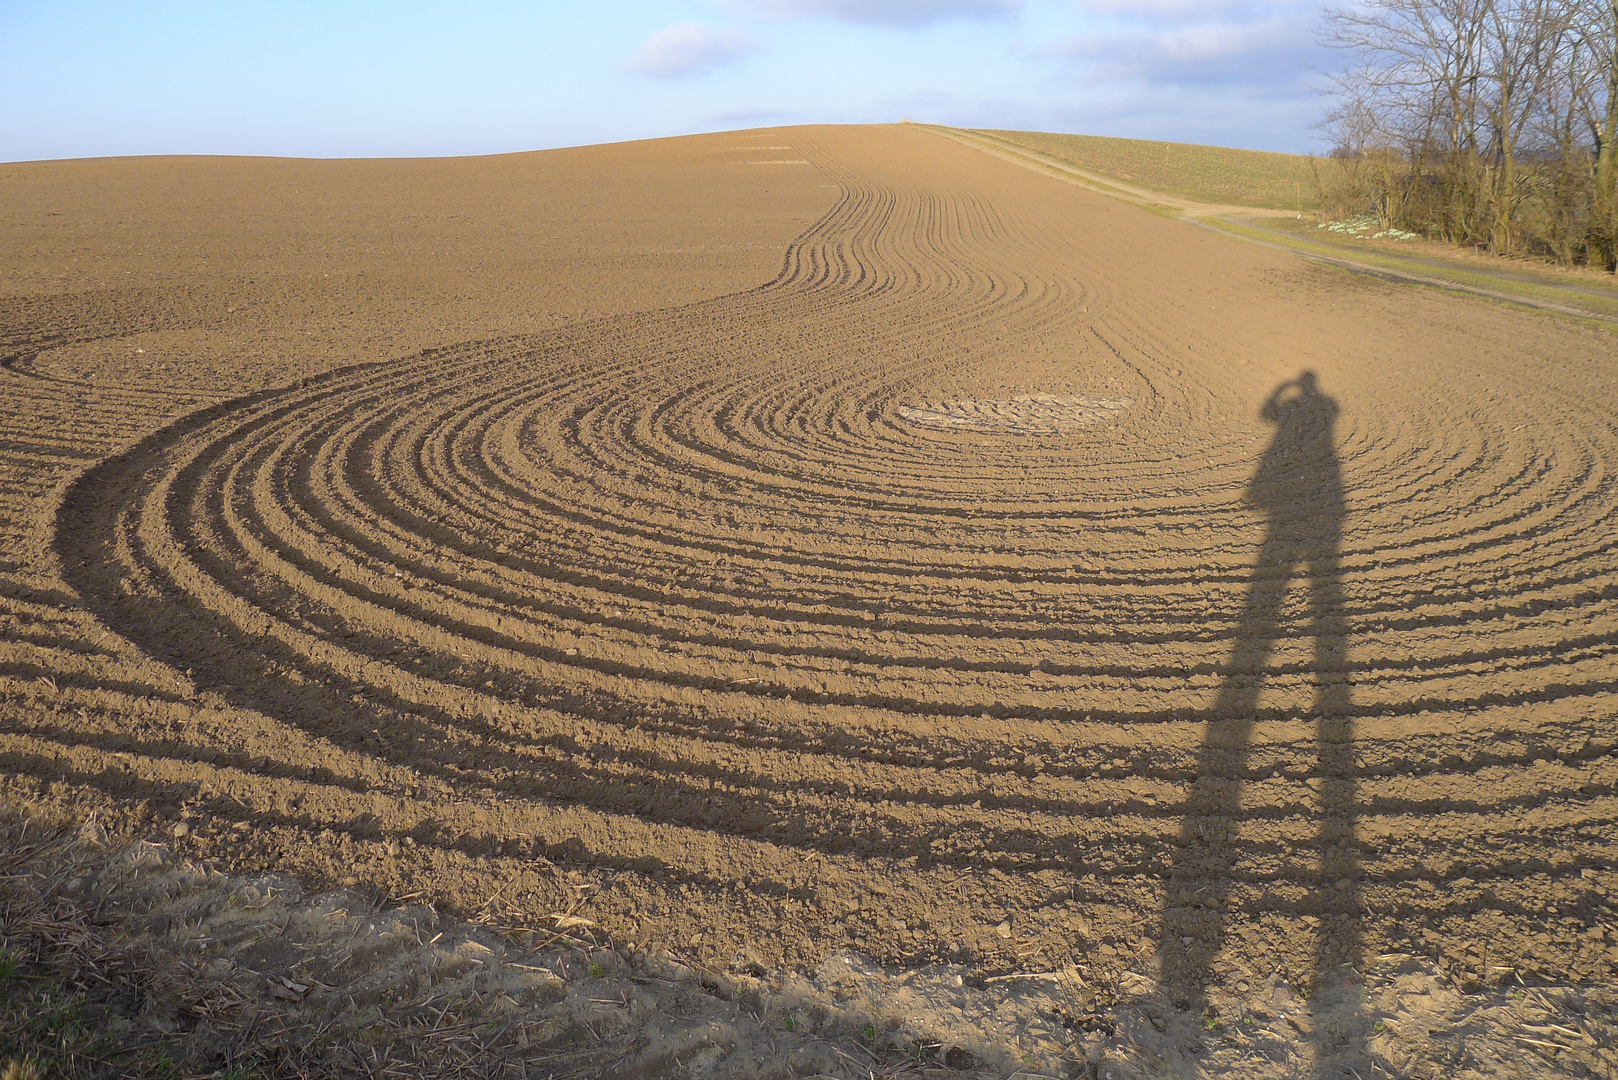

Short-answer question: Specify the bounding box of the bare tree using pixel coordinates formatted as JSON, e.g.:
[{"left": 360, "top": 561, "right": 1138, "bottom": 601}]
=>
[
  {"left": 1320, "top": 0, "right": 1614, "bottom": 266},
  {"left": 1479, "top": 0, "right": 1577, "bottom": 252},
  {"left": 1578, "top": 1, "right": 1618, "bottom": 267},
  {"left": 1323, "top": 0, "right": 1491, "bottom": 239}
]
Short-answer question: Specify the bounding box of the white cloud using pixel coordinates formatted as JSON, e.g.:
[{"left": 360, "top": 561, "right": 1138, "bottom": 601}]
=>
[
  {"left": 1059, "top": 18, "right": 1287, "bottom": 61},
  {"left": 1074, "top": 0, "right": 1297, "bottom": 16},
  {"left": 736, "top": 0, "right": 1022, "bottom": 28},
  {"left": 1046, "top": 11, "right": 1322, "bottom": 89},
  {"left": 624, "top": 23, "right": 759, "bottom": 79}
]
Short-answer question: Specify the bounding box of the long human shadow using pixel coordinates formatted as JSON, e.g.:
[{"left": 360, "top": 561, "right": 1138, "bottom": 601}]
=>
[{"left": 1157, "top": 371, "right": 1364, "bottom": 1072}]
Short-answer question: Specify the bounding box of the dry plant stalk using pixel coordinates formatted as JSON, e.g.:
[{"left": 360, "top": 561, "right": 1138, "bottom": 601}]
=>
[{"left": 0, "top": 811, "right": 614, "bottom": 1079}]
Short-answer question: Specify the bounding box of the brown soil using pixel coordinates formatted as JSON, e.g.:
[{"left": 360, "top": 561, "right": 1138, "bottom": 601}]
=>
[{"left": 4, "top": 124, "right": 1618, "bottom": 1074}]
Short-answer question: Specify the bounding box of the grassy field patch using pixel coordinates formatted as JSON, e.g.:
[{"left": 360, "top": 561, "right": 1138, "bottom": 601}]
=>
[
  {"left": 1206, "top": 215, "right": 1618, "bottom": 323},
  {"left": 977, "top": 129, "right": 1320, "bottom": 211}
]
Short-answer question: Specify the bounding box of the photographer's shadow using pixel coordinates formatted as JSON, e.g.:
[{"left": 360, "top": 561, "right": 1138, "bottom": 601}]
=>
[{"left": 1158, "top": 371, "right": 1364, "bottom": 1072}]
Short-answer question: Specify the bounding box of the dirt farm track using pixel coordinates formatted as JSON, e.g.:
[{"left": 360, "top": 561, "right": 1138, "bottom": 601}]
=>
[{"left": 4, "top": 124, "right": 1618, "bottom": 1069}]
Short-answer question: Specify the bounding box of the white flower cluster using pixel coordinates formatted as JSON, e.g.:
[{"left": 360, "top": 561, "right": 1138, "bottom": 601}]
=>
[{"left": 1318, "top": 216, "right": 1419, "bottom": 241}]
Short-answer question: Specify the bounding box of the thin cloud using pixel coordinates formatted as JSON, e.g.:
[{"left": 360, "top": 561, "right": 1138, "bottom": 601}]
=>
[
  {"left": 624, "top": 23, "right": 759, "bottom": 79},
  {"left": 1048, "top": 15, "right": 1322, "bottom": 88},
  {"left": 1075, "top": 0, "right": 1285, "bottom": 15},
  {"left": 737, "top": 0, "right": 1022, "bottom": 28}
]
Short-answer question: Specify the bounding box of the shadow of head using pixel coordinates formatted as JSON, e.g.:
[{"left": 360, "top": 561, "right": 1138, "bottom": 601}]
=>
[{"left": 1248, "top": 370, "right": 1343, "bottom": 523}]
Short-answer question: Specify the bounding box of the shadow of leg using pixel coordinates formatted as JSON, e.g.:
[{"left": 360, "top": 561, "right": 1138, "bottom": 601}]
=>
[
  {"left": 1159, "top": 535, "right": 1299, "bottom": 1007},
  {"left": 1309, "top": 550, "right": 1366, "bottom": 1074}
]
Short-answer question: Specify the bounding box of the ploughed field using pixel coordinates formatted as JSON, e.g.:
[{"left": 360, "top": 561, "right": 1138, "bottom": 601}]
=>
[{"left": 3, "top": 126, "right": 1616, "bottom": 1004}]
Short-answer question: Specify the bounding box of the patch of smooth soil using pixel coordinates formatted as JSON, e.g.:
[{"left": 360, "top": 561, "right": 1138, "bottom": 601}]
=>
[{"left": 4, "top": 124, "right": 1618, "bottom": 1075}]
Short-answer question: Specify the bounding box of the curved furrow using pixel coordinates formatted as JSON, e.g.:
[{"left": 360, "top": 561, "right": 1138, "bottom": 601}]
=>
[{"left": 39, "top": 128, "right": 1618, "bottom": 986}]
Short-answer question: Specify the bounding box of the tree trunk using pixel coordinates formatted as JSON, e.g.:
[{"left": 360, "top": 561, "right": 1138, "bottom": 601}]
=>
[
  {"left": 1494, "top": 141, "right": 1516, "bottom": 255},
  {"left": 1595, "top": 2, "right": 1618, "bottom": 270}
]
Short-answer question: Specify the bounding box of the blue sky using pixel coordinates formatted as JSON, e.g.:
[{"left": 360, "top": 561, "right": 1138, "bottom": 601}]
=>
[{"left": 0, "top": 0, "right": 1336, "bottom": 162}]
